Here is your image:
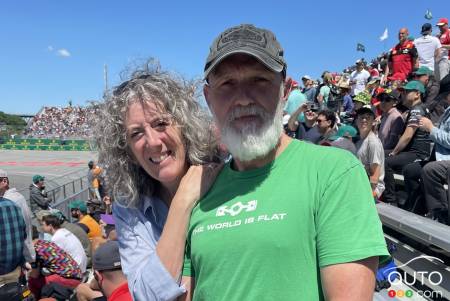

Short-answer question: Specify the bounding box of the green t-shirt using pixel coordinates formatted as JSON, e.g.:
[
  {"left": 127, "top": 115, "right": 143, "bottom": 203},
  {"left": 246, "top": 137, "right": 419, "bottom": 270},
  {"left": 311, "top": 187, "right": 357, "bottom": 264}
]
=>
[
  {"left": 319, "top": 85, "right": 330, "bottom": 103},
  {"left": 183, "top": 140, "right": 388, "bottom": 301}
]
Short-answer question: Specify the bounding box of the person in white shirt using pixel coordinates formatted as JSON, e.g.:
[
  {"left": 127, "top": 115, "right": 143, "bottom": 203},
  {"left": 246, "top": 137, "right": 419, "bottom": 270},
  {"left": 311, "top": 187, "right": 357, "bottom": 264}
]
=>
[
  {"left": 41, "top": 214, "right": 87, "bottom": 272},
  {"left": 350, "top": 60, "right": 370, "bottom": 96},
  {"left": 415, "top": 23, "right": 442, "bottom": 71}
]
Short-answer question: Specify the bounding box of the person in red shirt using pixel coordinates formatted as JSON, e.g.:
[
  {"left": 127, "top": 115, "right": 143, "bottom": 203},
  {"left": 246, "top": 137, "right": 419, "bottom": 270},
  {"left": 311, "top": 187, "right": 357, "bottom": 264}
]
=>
[
  {"left": 436, "top": 17, "right": 450, "bottom": 80},
  {"left": 92, "top": 241, "right": 132, "bottom": 301},
  {"left": 383, "top": 28, "right": 418, "bottom": 83}
]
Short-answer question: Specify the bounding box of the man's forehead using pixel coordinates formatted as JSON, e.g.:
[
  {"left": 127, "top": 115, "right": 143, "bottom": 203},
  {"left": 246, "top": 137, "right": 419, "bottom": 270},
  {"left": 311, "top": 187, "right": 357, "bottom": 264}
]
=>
[{"left": 399, "top": 29, "right": 408, "bottom": 34}]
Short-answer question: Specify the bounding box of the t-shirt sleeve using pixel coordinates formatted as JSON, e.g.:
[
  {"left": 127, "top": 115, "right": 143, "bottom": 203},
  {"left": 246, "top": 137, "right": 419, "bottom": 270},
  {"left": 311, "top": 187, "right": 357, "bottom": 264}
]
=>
[
  {"left": 368, "top": 139, "right": 384, "bottom": 166},
  {"left": 315, "top": 152, "right": 389, "bottom": 267}
]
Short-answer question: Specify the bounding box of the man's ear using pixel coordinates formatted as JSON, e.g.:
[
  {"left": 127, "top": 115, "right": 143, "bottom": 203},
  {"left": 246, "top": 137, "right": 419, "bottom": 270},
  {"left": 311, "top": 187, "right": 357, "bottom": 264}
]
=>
[{"left": 281, "top": 80, "right": 289, "bottom": 101}]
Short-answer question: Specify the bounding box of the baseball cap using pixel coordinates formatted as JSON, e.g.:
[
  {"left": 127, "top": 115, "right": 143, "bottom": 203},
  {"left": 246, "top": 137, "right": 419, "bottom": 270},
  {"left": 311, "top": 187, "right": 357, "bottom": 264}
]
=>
[
  {"left": 437, "top": 18, "right": 448, "bottom": 26},
  {"left": 414, "top": 66, "right": 433, "bottom": 76},
  {"left": 32, "top": 175, "right": 45, "bottom": 184},
  {"left": 401, "top": 80, "right": 425, "bottom": 93},
  {"left": 377, "top": 89, "right": 401, "bottom": 102},
  {"left": 204, "top": 24, "right": 287, "bottom": 79},
  {"left": 368, "top": 76, "right": 381, "bottom": 85},
  {"left": 0, "top": 169, "right": 7, "bottom": 178},
  {"left": 329, "top": 125, "right": 358, "bottom": 141},
  {"left": 356, "top": 107, "right": 376, "bottom": 118},
  {"left": 69, "top": 200, "right": 88, "bottom": 213},
  {"left": 302, "top": 75, "right": 312, "bottom": 80},
  {"left": 93, "top": 241, "right": 122, "bottom": 271},
  {"left": 36, "top": 209, "right": 65, "bottom": 222},
  {"left": 421, "top": 23, "right": 432, "bottom": 34},
  {"left": 353, "top": 91, "right": 372, "bottom": 105}
]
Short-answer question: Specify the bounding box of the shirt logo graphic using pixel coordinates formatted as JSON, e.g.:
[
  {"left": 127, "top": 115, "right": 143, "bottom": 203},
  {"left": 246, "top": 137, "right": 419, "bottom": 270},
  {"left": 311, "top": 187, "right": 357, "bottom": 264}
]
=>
[{"left": 216, "top": 200, "right": 257, "bottom": 217}]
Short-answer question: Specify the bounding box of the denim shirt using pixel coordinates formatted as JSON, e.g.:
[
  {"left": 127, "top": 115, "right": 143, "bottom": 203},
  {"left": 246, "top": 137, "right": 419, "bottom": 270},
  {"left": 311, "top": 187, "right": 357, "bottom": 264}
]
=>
[
  {"left": 430, "top": 107, "right": 450, "bottom": 161},
  {"left": 113, "top": 196, "right": 186, "bottom": 301}
]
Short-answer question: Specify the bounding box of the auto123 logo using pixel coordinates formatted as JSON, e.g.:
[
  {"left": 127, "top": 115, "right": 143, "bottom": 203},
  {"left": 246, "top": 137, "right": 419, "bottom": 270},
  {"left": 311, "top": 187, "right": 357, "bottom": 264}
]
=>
[{"left": 385, "top": 255, "right": 444, "bottom": 299}]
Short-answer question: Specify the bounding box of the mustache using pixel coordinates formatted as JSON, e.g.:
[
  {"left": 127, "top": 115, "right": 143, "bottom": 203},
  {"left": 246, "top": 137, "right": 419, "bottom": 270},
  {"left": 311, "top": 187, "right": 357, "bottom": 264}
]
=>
[{"left": 227, "top": 105, "right": 267, "bottom": 123}]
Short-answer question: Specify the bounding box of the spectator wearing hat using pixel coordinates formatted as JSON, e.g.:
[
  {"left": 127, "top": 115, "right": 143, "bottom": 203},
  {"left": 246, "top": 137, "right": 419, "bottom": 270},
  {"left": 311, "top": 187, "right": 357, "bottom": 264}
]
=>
[
  {"left": 301, "top": 75, "right": 317, "bottom": 102},
  {"left": 383, "top": 28, "right": 418, "bottom": 83},
  {"left": 383, "top": 81, "right": 432, "bottom": 204},
  {"left": 414, "top": 23, "right": 442, "bottom": 72},
  {"left": 92, "top": 241, "right": 132, "bottom": 301},
  {"left": 355, "top": 108, "right": 385, "bottom": 199},
  {"left": 350, "top": 60, "right": 370, "bottom": 97},
  {"left": 283, "top": 78, "right": 307, "bottom": 123},
  {"left": 287, "top": 102, "right": 322, "bottom": 144},
  {"left": 0, "top": 169, "right": 35, "bottom": 264},
  {"left": 328, "top": 125, "right": 358, "bottom": 155},
  {"left": 436, "top": 17, "right": 450, "bottom": 80},
  {"left": 378, "top": 89, "right": 405, "bottom": 150},
  {"left": 338, "top": 82, "right": 354, "bottom": 114},
  {"left": 41, "top": 214, "right": 87, "bottom": 272},
  {"left": 69, "top": 200, "right": 102, "bottom": 239},
  {"left": 29, "top": 175, "right": 50, "bottom": 215},
  {"left": 413, "top": 66, "right": 439, "bottom": 104},
  {"left": 88, "top": 161, "right": 104, "bottom": 202},
  {"left": 36, "top": 209, "right": 91, "bottom": 266}
]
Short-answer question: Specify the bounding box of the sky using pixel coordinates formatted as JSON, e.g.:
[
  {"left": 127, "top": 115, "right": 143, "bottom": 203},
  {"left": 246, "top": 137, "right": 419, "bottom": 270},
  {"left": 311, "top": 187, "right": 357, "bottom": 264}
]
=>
[{"left": 0, "top": 0, "right": 446, "bottom": 114}]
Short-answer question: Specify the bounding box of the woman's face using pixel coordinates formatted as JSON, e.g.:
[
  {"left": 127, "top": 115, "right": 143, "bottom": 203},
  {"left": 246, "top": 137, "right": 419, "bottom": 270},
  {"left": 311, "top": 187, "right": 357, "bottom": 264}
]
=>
[{"left": 125, "top": 101, "right": 188, "bottom": 189}]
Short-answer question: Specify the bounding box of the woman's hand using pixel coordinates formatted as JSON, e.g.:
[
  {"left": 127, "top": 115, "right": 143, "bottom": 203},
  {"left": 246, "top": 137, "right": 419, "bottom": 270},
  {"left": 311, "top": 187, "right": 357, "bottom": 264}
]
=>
[{"left": 174, "top": 163, "right": 223, "bottom": 209}]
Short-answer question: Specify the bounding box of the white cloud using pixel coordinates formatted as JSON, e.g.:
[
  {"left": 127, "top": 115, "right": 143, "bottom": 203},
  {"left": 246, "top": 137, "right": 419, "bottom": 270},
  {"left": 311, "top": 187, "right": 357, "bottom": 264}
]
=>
[
  {"left": 47, "top": 45, "right": 54, "bottom": 51},
  {"left": 56, "top": 48, "right": 71, "bottom": 57}
]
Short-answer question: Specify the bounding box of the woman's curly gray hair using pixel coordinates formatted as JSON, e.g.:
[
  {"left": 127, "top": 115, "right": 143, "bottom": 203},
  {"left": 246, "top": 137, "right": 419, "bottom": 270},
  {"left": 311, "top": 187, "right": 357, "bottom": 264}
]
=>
[{"left": 92, "top": 62, "right": 220, "bottom": 207}]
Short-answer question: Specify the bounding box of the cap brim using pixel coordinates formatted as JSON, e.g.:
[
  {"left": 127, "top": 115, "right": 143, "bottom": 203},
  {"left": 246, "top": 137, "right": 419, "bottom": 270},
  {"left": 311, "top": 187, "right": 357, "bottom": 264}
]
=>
[
  {"left": 437, "top": 23, "right": 447, "bottom": 26},
  {"left": 204, "top": 47, "right": 284, "bottom": 79}
]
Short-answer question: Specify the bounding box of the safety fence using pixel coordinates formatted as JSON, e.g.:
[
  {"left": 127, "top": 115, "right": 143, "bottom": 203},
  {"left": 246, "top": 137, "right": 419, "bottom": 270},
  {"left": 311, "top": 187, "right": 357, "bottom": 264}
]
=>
[{"left": 0, "top": 138, "right": 92, "bottom": 151}]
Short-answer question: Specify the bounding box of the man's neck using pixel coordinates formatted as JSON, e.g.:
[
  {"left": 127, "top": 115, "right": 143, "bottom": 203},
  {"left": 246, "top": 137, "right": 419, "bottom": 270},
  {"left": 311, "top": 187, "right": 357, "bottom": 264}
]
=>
[
  {"left": 232, "top": 134, "right": 292, "bottom": 171},
  {"left": 409, "top": 99, "right": 422, "bottom": 108}
]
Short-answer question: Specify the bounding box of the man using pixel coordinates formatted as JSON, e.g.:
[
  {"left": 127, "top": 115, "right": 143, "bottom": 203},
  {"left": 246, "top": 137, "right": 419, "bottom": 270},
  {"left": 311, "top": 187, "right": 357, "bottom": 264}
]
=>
[
  {"left": 301, "top": 75, "right": 317, "bottom": 102},
  {"left": 414, "top": 23, "right": 442, "bottom": 71},
  {"left": 69, "top": 200, "right": 102, "bottom": 238},
  {"left": 436, "top": 17, "right": 450, "bottom": 80},
  {"left": 88, "top": 161, "right": 103, "bottom": 201},
  {"left": 283, "top": 79, "right": 307, "bottom": 122},
  {"left": 377, "top": 89, "right": 405, "bottom": 150},
  {"left": 355, "top": 108, "right": 386, "bottom": 199},
  {"left": 90, "top": 241, "right": 132, "bottom": 301},
  {"left": 29, "top": 174, "right": 50, "bottom": 214},
  {"left": 404, "top": 74, "right": 450, "bottom": 223},
  {"left": 0, "top": 196, "right": 26, "bottom": 301},
  {"left": 41, "top": 214, "right": 87, "bottom": 272},
  {"left": 317, "top": 72, "right": 332, "bottom": 109},
  {"left": 350, "top": 60, "right": 370, "bottom": 96},
  {"left": 181, "top": 24, "right": 388, "bottom": 301},
  {"left": 383, "top": 81, "right": 432, "bottom": 204},
  {"left": 413, "top": 66, "right": 439, "bottom": 104},
  {"left": 287, "top": 102, "right": 322, "bottom": 144},
  {"left": 36, "top": 209, "right": 91, "bottom": 266},
  {"left": 0, "top": 169, "right": 35, "bottom": 264},
  {"left": 316, "top": 110, "right": 337, "bottom": 144},
  {"left": 383, "top": 28, "right": 418, "bottom": 83},
  {"left": 338, "top": 82, "right": 354, "bottom": 114}
]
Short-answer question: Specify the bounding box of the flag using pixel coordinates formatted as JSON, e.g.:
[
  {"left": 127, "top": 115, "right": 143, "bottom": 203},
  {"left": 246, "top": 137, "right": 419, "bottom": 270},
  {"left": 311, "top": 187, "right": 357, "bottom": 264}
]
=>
[
  {"left": 357, "top": 43, "right": 366, "bottom": 52},
  {"left": 380, "top": 28, "right": 388, "bottom": 41},
  {"left": 425, "top": 9, "right": 432, "bottom": 20}
]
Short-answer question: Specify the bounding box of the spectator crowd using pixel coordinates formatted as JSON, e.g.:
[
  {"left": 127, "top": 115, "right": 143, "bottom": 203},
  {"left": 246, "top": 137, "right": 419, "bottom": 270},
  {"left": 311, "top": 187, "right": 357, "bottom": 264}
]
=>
[
  {"left": 283, "top": 18, "right": 450, "bottom": 224},
  {"left": 24, "top": 106, "right": 96, "bottom": 139}
]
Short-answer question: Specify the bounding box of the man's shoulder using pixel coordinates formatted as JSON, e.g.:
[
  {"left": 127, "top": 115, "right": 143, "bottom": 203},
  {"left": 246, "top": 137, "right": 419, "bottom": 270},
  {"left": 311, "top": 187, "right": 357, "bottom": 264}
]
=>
[{"left": 0, "top": 197, "right": 20, "bottom": 209}]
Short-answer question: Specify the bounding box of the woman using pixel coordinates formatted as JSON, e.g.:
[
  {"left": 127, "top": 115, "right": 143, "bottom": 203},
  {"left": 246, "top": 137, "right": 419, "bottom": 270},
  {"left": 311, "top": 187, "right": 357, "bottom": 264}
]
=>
[{"left": 93, "top": 63, "right": 223, "bottom": 300}]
